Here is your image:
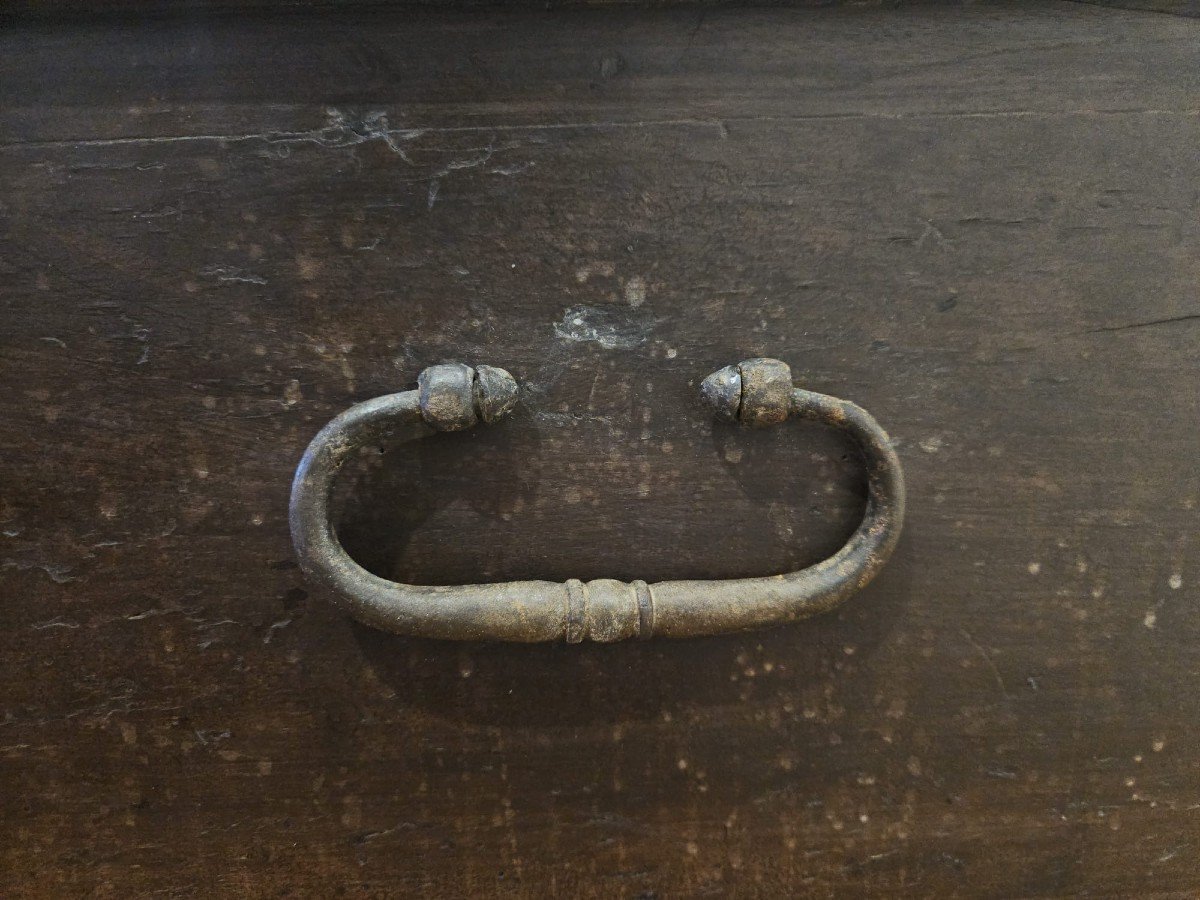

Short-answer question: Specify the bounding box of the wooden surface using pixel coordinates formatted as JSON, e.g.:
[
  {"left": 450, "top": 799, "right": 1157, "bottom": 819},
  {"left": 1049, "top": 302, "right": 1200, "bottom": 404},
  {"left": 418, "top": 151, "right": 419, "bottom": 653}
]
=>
[
  {"left": 3, "top": 2, "right": 1200, "bottom": 895},
  {"left": 5, "top": 2, "right": 1199, "bottom": 24}
]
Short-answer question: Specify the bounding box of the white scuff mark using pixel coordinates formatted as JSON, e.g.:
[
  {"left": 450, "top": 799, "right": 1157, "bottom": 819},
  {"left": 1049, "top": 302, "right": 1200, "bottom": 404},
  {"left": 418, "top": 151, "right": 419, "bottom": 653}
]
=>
[
  {"left": 490, "top": 162, "right": 535, "bottom": 176},
  {"left": 197, "top": 619, "right": 237, "bottom": 631},
  {"left": 4, "top": 558, "right": 75, "bottom": 584},
  {"left": 133, "top": 325, "right": 152, "bottom": 365},
  {"left": 263, "top": 109, "right": 420, "bottom": 163},
  {"left": 427, "top": 179, "right": 440, "bottom": 210},
  {"left": 919, "top": 435, "right": 944, "bottom": 454},
  {"left": 4, "top": 116, "right": 735, "bottom": 156},
  {"left": 429, "top": 144, "right": 497, "bottom": 180},
  {"left": 31, "top": 616, "right": 79, "bottom": 630},
  {"left": 263, "top": 619, "right": 293, "bottom": 644},
  {"left": 262, "top": 111, "right": 523, "bottom": 188},
  {"left": 361, "top": 113, "right": 419, "bottom": 163},
  {"left": 125, "top": 606, "right": 188, "bottom": 622},
  {"left": 133, "top": 206, "right": 182, "bottom": 220},
  {"left": 199, "top": 264, "right": 267, "bottom": 285},
  {"left": 553, "top": 305, "right": 659, "bottom": 351},
  {"left": 194, "top": 728, "right": 231, "bottom": 746}
]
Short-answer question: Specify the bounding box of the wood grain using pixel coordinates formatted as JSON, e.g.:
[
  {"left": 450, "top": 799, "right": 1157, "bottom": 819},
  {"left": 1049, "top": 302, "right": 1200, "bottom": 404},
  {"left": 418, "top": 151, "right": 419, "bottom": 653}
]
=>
[{"left": 2, "top": 3, "right": 1199, "bottom": 896}]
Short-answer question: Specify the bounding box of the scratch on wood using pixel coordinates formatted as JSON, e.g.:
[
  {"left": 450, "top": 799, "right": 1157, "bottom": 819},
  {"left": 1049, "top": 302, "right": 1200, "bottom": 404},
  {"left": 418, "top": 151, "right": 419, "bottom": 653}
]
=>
[
  {"left": 1085, "top": 313, "right": 1200, "bottom": 334},
  {"left": 6, "top": 109, "right": 1200, "bottom": 153},
  {"left": 961, "top": 628, "right": 1010, "bottom": 699}
]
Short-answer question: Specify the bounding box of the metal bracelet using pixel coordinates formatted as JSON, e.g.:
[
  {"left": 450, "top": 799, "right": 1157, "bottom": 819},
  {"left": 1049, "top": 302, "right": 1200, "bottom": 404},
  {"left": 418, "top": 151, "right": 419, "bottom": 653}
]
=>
[{"left": 289, "top": 358, "right": 905, "bottom": 642}]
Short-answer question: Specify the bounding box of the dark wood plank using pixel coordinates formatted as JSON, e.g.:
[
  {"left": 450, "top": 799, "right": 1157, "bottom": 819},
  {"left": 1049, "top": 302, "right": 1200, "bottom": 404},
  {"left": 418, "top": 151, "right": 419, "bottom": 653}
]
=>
[
  {"left": 2, "top": 3, "right": 1199, "bottom": 896},
  {"left": 8, "top": 0, "right": 1200, "bottom": 23},
  {"left": 1074, "top": 0, "right": 1200, "bottom": 16}
]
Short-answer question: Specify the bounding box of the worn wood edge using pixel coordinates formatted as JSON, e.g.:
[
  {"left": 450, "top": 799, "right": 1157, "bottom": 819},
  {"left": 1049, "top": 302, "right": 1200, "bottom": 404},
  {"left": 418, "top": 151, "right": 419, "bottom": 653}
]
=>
[
  {"left": 0, "top": 0, "right": 1012, "bottom": 27},
  {"left": 7, "top": 0, "right": 1199, "bottom": 24}
]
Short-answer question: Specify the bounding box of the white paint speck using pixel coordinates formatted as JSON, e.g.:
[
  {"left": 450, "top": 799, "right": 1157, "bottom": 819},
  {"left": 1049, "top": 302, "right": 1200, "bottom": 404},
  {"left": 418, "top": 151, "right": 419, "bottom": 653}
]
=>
[
  {"left": 1144, "top": 610, "right": 1157, "bottom": 629},
  {"left": 1168, "top": 573, "right": 1182, "bottom": 590},
  {"left": 1027, "top": 562, "right": 1041, "bottom": 575}
]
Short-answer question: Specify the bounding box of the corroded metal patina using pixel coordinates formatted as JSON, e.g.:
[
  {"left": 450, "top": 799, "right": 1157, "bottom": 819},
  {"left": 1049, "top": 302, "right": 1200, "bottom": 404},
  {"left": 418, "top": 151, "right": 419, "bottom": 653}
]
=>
[{"left": 289, "top": 359, "right": 906, "bottom": 642}]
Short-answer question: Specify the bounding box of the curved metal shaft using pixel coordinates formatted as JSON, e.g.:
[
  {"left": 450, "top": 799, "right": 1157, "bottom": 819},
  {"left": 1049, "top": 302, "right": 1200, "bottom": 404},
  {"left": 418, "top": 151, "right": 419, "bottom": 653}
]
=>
[{"left": 289, "top": 360, "right": 906, "bottom": 642}]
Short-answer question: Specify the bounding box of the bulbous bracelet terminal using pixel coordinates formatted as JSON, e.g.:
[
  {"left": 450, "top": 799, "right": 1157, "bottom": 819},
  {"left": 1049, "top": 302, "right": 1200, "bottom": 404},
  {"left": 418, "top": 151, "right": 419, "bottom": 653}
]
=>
[{"left": 289, "top": 359, "right": 905, "bottom": 642}]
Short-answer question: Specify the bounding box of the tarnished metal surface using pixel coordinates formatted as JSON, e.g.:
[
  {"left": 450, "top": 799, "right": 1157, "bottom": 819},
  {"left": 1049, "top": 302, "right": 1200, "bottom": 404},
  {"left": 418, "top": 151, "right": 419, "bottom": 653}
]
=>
[{"left": 289, "top": 359, "right": 906, "bottom": 641}]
